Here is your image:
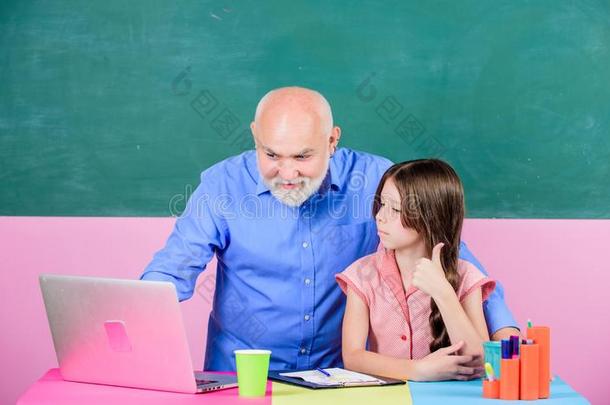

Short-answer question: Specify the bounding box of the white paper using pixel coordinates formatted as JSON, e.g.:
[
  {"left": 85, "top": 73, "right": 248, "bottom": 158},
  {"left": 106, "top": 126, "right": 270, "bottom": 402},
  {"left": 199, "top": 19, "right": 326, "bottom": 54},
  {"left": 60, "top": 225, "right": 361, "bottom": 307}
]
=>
[{"left": 279, "top": 368, "right": 386, "bottom": 386}]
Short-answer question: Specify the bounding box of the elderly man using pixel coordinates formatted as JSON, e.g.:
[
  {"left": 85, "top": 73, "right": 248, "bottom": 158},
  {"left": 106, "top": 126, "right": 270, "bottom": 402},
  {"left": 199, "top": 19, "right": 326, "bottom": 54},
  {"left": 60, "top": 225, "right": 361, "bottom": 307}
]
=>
[{"left": 141, "top": 86, "right": 518, "bottom": 377}]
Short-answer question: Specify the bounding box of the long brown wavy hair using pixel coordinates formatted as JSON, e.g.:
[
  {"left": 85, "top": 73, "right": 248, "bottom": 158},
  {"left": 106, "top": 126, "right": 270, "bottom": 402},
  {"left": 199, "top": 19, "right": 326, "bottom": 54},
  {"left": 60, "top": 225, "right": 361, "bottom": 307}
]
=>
[{"left": 372, "top": 159, "right": 465, "bottom": 353}]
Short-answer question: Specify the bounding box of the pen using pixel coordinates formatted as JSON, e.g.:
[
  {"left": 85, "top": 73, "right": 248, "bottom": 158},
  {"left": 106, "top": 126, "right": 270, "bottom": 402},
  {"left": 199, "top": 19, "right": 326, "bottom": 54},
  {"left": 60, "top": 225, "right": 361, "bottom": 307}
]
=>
[{"left": 316, "top": 368, "right": 331, "bottom": 377}]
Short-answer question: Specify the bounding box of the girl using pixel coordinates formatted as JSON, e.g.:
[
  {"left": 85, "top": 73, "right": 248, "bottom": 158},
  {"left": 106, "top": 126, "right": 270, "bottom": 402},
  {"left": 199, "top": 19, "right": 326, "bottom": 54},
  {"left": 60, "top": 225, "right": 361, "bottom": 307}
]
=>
[{"left": 336, "top": 159, "right": 495, "bottom": 381}]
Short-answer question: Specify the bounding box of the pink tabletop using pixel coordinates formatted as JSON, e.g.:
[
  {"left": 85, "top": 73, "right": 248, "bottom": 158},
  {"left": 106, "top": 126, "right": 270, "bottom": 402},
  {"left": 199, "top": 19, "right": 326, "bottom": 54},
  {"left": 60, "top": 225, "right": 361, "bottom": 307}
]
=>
[{"left": 17, "top": 369, "right": 273, "bottom": 405}]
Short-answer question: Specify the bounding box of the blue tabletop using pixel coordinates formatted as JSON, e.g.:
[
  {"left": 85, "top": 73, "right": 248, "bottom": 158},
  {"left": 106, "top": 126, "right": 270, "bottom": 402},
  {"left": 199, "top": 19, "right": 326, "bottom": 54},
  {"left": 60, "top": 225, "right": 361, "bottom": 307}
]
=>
[{"left": 408, "top": 376, "right": 590, "bottom": 404}]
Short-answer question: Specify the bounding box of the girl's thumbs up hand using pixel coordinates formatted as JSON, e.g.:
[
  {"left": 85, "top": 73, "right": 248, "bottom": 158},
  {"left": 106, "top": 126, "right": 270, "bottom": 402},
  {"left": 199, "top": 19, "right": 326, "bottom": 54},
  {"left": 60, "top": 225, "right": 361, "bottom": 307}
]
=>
[{"left": 412, "top": 243, "right": 453, "bottom": 300}]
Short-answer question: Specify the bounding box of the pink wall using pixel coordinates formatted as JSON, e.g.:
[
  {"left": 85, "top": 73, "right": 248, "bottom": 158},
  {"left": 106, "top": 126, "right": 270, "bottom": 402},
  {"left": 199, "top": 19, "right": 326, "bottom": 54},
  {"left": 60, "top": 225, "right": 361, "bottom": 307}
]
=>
[{"left": 1, "top": 217, "right": 604, "bottom": 404}]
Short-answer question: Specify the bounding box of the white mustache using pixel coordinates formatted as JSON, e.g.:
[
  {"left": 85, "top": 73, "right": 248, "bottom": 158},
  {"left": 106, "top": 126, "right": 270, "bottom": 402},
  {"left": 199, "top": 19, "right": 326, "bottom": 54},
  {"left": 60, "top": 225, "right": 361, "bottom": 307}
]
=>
[{"left": 271, "top": 177, "right": 308, "bottom": 186}]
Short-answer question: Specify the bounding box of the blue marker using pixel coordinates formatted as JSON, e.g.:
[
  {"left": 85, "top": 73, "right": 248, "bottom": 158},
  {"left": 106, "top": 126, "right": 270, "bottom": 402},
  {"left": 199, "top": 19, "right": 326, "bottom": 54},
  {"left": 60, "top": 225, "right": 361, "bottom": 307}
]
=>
[
  {"left": 501, "top": 339, "right": 512, "bottom": 359},
  {"left": 510, "top": 335, "right": 520, "bottom": 358}
]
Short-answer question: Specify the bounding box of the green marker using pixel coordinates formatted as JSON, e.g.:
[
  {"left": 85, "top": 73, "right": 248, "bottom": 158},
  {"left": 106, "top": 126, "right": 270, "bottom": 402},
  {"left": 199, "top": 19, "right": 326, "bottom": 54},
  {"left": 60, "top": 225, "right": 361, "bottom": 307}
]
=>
[
  {"left": 484, "top": 362, "right": 495, "bottom": 382},
  {"left": 527, "top": 319, "right": 532, "bottom": 328}
]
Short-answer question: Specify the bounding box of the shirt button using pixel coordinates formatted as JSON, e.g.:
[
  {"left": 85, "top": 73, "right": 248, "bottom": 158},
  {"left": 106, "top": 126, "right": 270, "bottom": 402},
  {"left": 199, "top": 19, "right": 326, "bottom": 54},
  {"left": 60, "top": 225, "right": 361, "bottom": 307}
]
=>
[
  {"left": 401, "top": 335, "right": 407, "bottom": 341},
  {"left": 302, "top": 242, "right": 309, "bottom": 248},
  {"left": 300, "top": 348, "right": 307, "bottom": 354},
  {"left": 304, "top": 278, "right": 311, "bottom": 285},
  {"left": 304, "top": 314, "right": 311, "bottom": 321}
]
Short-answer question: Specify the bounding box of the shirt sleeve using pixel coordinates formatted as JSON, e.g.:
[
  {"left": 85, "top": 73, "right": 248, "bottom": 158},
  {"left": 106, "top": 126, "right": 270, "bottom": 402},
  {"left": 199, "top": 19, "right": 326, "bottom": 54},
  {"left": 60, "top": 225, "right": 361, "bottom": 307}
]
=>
[
  {"left": 459, "top": 241, "right": 519, "bottom": 334},
  {"left": 458, "top": 260, "right": 496, "bottom": 302},
  {"left": 140, "top": 171, "right": 228, "bottom": 301},
  {"left": 335, "top": 260, "right": 370, "bottom": 306}
]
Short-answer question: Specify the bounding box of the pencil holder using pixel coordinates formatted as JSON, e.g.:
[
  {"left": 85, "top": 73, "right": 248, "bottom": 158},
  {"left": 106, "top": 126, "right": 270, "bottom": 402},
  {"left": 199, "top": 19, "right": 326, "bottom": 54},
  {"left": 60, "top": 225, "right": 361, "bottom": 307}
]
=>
[
  {"left": 482, "top": 379, "right": 500, "bottom": 399},
  {"left": 483, "top": 341, "right": 501, "bottom": 379},
  {"left": 527, "top": 326, "right": 550, "bottom": 399},
  {"left": 499, "top": 358, "right": 519, "bottom": 400},
  {"left": 520, "top": 343, "right": 540, "bottom": 400}
]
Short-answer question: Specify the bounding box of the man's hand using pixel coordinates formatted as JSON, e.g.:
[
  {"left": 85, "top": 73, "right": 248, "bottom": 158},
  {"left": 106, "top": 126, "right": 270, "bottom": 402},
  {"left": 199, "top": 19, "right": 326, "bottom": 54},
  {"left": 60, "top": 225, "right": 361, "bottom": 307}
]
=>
[{"left": 412, "top": 340, "right": 484, "bottom": 382}]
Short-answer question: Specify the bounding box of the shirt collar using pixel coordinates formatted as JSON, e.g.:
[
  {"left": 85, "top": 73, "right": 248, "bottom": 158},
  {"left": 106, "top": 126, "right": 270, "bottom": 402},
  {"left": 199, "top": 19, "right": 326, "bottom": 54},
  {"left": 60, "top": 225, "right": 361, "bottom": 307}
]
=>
[
  {"left": 328, "top": 152, "right": 341, "bottom": 191},
  {"left": 255, "top": 173, "right": 270, "bottom": 195},
  {"left": 376, "top": 244, "right": 412, "bottom": 321}
]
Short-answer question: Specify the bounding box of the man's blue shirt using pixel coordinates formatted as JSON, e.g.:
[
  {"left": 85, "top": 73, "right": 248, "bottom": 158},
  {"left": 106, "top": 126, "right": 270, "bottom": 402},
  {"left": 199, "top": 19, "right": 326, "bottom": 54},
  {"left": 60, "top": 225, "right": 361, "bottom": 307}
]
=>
[{"left": 140, "top": 148, "right": 516, "bottom": 371}]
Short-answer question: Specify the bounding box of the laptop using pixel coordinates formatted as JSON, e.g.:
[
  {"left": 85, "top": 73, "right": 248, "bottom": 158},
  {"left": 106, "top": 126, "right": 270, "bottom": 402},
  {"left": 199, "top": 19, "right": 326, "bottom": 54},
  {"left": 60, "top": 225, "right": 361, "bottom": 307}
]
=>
[{"left": 39, "top": 274, "right": 238, "bottom": 394}]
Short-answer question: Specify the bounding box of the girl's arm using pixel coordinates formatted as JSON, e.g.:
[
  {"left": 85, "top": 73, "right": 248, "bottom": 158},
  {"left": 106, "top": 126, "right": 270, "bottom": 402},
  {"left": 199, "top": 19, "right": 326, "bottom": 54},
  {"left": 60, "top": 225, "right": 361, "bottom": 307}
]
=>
[
  {"left": 342, "top": 287, "right": 417, "bottom": 380},
  {"left": 342, "top": 287, "right": 481, "bottom": 381},
  {"left": 433, "top": 285, "right": 488, "bottom": 357},
  {"left": 412, "top": 243, "right": 488, "bottom": 358}
]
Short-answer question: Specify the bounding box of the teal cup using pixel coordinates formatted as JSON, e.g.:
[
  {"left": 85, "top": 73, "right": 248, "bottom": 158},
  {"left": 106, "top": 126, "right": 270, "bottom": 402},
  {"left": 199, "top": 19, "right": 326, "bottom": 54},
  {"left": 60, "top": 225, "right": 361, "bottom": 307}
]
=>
[{"left": 483, "top": 341, "right": 501, "bottom": 379}]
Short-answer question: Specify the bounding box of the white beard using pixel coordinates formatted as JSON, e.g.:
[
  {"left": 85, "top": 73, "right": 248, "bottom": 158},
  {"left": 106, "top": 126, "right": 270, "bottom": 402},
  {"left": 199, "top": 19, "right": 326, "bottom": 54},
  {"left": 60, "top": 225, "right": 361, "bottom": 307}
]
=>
[{"left": 261, "top": 160, "right": 329, "bottom": 207}]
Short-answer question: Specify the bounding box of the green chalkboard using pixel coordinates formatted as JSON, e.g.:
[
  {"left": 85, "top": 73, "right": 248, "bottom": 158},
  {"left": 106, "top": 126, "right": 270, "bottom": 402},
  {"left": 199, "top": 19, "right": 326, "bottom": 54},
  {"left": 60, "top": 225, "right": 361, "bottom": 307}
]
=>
[{"left": 1, "top": 0, "right": 609, "bottom": 217}]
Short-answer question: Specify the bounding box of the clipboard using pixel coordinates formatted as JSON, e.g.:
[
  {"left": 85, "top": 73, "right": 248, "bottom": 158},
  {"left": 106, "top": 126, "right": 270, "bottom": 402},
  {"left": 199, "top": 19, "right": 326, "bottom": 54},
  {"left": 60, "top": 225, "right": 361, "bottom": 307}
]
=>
[{"left": 268, "top": 369, "right": 406, "bottom": 389}]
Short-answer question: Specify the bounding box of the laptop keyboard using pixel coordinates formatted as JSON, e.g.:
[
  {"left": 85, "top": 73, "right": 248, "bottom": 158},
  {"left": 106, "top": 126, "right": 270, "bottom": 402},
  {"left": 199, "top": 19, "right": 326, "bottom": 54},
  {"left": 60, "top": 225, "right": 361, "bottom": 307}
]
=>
[{"left": 196, "top": 379, "right": 218, "bottom": 385}]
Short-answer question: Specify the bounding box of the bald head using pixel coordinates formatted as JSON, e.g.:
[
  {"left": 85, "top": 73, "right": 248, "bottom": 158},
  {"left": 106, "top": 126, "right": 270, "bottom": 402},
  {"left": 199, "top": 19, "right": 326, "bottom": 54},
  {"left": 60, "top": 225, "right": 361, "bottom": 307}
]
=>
[
  {"left": 253, "top": 87, "right": 333, "bottom": 136},
  {"left": 250, "top": 86, "right": 341, "bottom": 207}
]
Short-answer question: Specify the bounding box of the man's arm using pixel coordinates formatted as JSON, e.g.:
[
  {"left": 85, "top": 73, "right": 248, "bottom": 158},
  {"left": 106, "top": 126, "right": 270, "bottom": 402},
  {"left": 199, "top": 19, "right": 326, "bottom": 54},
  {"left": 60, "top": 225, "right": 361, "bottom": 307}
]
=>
[
  {"left": 140, "top": 173, "right": 227, "bottom": 301},
  {"left": 458, "top": 241, "right": 521, "bottom": 340}
]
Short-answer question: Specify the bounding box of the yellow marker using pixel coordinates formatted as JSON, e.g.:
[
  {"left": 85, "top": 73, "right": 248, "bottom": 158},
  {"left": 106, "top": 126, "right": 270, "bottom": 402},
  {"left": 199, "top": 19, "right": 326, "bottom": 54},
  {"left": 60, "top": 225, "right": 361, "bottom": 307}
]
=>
[{"left": 484, "top": 362, "right": 495, "bottom": 382}]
